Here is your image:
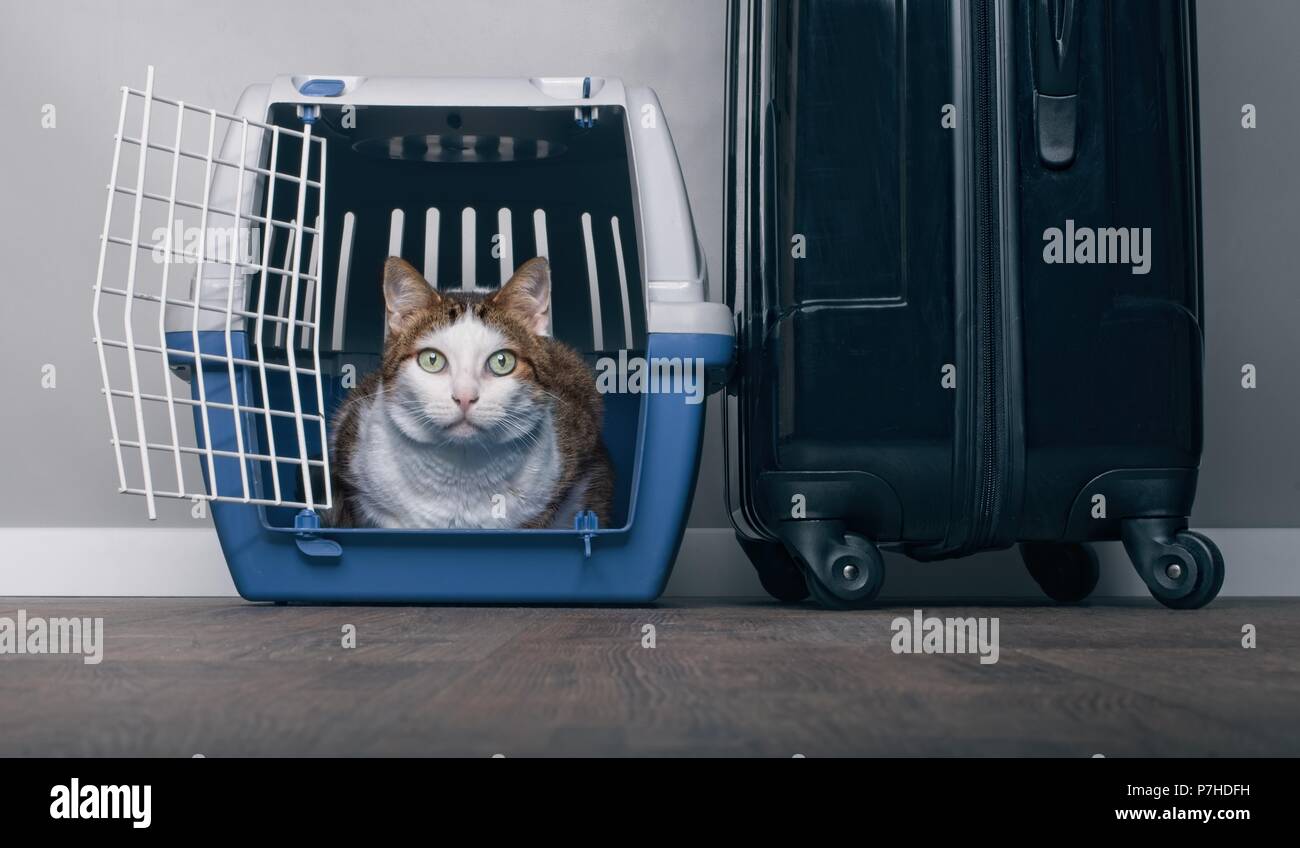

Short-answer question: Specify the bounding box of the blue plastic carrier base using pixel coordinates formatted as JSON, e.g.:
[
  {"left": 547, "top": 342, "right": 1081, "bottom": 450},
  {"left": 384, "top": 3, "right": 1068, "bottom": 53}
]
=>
[{"left": 169, "top": 330, "right": 730, "bottom": 603}]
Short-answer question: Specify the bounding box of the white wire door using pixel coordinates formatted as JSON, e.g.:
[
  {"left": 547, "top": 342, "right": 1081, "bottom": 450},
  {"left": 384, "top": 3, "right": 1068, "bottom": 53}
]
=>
[{"left": 92, "top": 67, "right": 332, "bottom": 519}]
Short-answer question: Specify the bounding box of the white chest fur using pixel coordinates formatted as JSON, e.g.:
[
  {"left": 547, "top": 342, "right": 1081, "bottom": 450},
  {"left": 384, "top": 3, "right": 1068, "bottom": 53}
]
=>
[{"left": 349, "top": 392, "right": 563, "bottom": 529}]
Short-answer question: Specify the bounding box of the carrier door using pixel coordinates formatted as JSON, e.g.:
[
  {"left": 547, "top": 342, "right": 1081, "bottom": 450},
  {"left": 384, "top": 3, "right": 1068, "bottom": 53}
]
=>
[
  {"left": 724, "top": 0, "right": 961, "bottom": 545},
  {"left": 91, "top": 67, "right": 333, "bottom": 520}
]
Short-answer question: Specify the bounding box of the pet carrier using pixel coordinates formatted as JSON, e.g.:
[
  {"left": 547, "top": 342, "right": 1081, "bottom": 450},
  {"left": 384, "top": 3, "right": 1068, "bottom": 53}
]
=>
[{"left": 92, "top": 67, "right": 732, "bottom": 602}]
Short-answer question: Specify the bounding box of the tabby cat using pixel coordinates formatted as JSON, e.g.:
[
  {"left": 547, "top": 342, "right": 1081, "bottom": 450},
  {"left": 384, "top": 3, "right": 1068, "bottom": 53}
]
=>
[{"left": 327, "top": 256, "right": 613, "bottom": 529}]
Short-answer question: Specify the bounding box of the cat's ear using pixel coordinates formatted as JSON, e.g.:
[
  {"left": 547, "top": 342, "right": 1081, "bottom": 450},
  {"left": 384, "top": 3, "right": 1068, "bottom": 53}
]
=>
[
  {"left": 383, "top": 257, "right": 440, "bottom": 334},
  {"left": 490, "top": 257, "right": 552, "bottom": 337}
]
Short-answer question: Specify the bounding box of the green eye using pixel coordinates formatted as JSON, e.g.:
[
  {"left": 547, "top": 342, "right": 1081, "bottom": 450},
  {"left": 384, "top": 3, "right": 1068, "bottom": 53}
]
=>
[
  {"left": 487, "top": 349, "right": 517, "bottom": 376},
  {"left": 416, "top": 349, "right": 446, "bottom": 373}
]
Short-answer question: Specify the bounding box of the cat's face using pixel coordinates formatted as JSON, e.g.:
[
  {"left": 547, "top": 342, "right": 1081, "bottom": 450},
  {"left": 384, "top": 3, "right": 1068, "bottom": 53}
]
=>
[{"left": 378, "top": 257, "right": 553, "bottom": 447}]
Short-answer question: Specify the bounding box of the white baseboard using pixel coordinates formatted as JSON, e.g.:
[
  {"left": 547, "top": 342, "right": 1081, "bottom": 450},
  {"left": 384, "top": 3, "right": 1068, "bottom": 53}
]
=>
[
  {"left": 0, "top": 526, "right": 1294, "bottom": 598},
  {"left": 0, "top": 527, "right": 238, "bottom": 596}
]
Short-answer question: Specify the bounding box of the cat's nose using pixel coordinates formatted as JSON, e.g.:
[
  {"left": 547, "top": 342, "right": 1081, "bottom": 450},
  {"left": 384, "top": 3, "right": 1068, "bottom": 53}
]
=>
[{"left": 452, "top": 393, "right": 479, "bottom": 414}]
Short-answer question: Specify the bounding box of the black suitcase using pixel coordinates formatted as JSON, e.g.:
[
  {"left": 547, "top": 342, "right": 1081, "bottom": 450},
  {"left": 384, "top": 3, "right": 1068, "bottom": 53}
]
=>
[{"left": 722, "top": 0, "right": 1223, "bottom": 608}]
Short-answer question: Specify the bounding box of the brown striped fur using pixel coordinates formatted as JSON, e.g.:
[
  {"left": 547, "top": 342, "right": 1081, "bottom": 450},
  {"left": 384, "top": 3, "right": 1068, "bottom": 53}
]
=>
[{"left": 327, "top": 257, "right": 613, "bottom": 529}]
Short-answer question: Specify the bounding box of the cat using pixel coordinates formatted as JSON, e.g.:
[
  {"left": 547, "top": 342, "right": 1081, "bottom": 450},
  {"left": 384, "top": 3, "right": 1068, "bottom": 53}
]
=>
[{"left": 326, "top": 256, "right": 614, "bottom": 530}]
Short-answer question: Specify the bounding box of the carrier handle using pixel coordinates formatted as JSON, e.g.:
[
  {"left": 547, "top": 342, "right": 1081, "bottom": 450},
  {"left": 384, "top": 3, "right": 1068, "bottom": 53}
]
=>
[{"left": 625, "top": 86, "right": 706, "bottom": 305}]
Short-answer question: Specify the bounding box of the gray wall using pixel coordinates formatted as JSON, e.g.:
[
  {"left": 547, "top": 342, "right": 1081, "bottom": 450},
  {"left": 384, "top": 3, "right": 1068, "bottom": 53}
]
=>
[
  {"left": 1195, "top": 1, "right": 1300, "bottom": 527},
  {"left": 0, "top": 0, "right": 729, "bottom": 529},
  {"left": 0, "top": 1, "right": 1296, "bottom": 594}
]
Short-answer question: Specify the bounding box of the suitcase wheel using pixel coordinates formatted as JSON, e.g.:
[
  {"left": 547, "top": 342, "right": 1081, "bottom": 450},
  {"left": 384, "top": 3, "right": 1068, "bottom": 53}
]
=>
[
  {"left": 1148, "top": 530, "right": 1225, "bottom": 610},
  {"left": 736, "top": 535, "right": 809, "bottom": 603},
  {"left": 1019, "top": 542, "right": 1099, "bottom": 604},
  {"left": 764, "top": 521, "right": 886, "bottom": 609},
  {"left": 801, "top": 531, "right": 886, "bottom": 610},
  {"left": 1120, "top": 519, "right": 1226, "bottom": 610}
]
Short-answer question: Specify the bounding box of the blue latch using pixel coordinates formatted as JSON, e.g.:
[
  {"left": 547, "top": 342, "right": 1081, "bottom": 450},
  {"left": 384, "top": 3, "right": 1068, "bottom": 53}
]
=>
[
  {"left": 575, "top": 76, "right": 595, "bottom": 128},
  {"left": 299, "top": 78, "right": 346, "bottom": 97},
  {"left": 574, "top": 510, "right": 599, "bottom": 557},
  {"left": 294, "top": 509, "right": 342, "bottom": 560}
]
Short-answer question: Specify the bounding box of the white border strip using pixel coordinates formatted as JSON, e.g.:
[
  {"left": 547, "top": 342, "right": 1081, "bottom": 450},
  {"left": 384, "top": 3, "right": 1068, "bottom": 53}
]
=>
[
  {"left": 461, "top": 207, "right": 476, "bottom": 288},
  {"left": 330, "top": 211, "right": 356, "bottom": 351},
  {"left": 496, "top": 207, "right": 513, "bottom": 284},
  {"left": 424, "top": 207, "right": 440, "bottom": 286},
  {"left": 580, "top": 212, "right": 603, "bottom": 350},
  {"left": 388, "top": 208, "right": 404, "bottom": 257}
]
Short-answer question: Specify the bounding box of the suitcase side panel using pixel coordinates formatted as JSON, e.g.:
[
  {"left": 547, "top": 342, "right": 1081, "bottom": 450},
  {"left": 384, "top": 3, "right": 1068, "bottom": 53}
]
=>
[
  {"left": 1013, "top": 0, "right": 1203, "bottom": 540},
  {"left": 741, "top": 0, "right": 961, "bottom": 543}
]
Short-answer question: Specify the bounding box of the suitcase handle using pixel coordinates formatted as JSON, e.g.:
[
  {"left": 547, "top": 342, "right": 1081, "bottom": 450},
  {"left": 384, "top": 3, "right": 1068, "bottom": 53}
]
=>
[
  {"left": 1033, "top": 0, "right": 1080, "bottom": 169},
  {"left": 758, "top": 101, "right": 780, "bottom": 335}
]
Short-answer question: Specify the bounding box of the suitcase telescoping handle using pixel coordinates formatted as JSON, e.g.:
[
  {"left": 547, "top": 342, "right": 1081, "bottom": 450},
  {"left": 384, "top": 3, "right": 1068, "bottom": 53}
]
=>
[{"left": 1033, "top": 0, "right": 1080, "bottom": 169}]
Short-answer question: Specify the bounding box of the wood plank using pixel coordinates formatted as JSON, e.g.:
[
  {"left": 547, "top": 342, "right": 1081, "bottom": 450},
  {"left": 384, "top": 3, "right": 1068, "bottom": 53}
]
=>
[{"left": 0, "top": 598, "right": 1295, "bottom": 756}]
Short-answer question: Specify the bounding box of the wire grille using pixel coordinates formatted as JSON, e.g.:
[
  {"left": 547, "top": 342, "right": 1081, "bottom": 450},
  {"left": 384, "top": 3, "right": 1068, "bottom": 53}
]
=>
[{"left": 92, "top": 67, "right": 330, "bottom": 519}]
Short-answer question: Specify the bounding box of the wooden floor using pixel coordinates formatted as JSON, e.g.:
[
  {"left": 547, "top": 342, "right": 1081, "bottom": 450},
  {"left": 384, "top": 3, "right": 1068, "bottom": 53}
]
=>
[{"left": 0, "top": 598, "right": 1296, "bottom": 756}]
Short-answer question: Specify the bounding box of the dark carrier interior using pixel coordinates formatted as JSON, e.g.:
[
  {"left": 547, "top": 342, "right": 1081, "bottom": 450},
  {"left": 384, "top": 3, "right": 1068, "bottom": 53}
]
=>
[{"left": 244, "top": 103, "right": 649, "bottom": 531}]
